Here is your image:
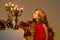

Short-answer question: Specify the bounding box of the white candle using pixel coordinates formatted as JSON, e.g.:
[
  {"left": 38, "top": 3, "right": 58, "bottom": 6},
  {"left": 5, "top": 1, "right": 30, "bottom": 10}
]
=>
[
  {"left": 20, "top": 7, "right": 23, "bottom": 10},
  {"left": 17, "top": 8, "right": 20, "bottom": 11},
  {"left": 11, "top": 4, "right": 14, "bottom": 7},
  {"left": 9, "top": 2, "right": 11, "bottom": 5},
  {"left": 15, "top": 5, "right": 18, "bottom": 8},
  {"left": 5, "top": 3, "right": 8, "bottom": 7},
  {"left": 20, "top": 7, "right": 23, "bottom": 13},
  {"left": 14, "top": 7, "right": 16, "bottom": 10}
]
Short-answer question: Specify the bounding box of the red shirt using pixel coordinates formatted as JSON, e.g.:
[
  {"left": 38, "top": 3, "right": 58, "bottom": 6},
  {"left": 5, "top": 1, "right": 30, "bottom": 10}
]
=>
[{"left": 33, "top": 23, "right": 46, "bottom": 40}]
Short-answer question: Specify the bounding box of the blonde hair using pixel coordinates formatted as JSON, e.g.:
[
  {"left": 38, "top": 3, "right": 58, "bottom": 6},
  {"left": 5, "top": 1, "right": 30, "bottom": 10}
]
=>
[{"left": 34, "top": 9, "right": 49, "bottom": 27}]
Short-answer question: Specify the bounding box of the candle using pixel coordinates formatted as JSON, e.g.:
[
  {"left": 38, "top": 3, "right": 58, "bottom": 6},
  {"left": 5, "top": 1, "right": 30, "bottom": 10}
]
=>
[
  {"left": 11, "top": 4, "right": 14, "bottom": 8},
  {"left": 17, "top": 8, "right": 20, "bottom": 11},
  {"left": 14, "top": 7, "right": 16, "bottom": 10},
  {"left": 9, "top": 2, "right": 11, "bottom": 5},
  {"left": 5, "top": 3, "right": 8, "bottom": 7},
  {"left": 20, "top": 7, "right": 23, "bottom": 10},
  {"left": 20, "top": 7, "right": 23, "bottom": 13},
  {"left": 15, "top": 5, "right": 18, "bottom": 8}
]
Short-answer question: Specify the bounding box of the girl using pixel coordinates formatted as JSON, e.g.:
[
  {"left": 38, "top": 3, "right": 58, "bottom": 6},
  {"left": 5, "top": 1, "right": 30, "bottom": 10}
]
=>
[{"left": 32, "top": 9, "right": 48, "bottom": 40}]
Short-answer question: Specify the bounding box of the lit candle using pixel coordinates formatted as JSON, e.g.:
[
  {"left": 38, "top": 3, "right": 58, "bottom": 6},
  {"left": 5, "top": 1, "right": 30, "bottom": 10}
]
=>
[
  {"left": 20, "top": 7, "right": 23, "bottom": 10},
  {"left": 5, "top": 3, "right": 8, "bottom": 7},
  {"left": 15, "top": 5, "right": 18, "bottom": 8},
  {"left": 14, "top": 6, "right": 16, "bottom": 10},
  {"left": 17, "top": 8, "right": 20, "bottom": 11},
  {"left": 11, "top": 4, "right": 14, "bottom": 8},
  {"left": 9, "top": 2, "right": 11, "bottom": 5},
  {"left": 20, "top": 7, "right": 23, "bottom": 13}
]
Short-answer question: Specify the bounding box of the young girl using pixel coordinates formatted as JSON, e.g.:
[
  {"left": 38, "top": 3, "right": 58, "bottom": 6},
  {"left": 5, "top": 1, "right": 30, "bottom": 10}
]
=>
[{"left": 32, "top": 9, "right": 49, "bottom": 40}]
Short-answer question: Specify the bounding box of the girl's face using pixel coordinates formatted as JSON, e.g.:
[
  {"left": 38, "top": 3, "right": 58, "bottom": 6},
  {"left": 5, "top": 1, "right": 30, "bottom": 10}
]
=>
[
  {"left": 32, "top": 9, "right": 46, "bottom": 23},
  {"left": 32, "top": 10, "right": 41, "bottom": 19}
]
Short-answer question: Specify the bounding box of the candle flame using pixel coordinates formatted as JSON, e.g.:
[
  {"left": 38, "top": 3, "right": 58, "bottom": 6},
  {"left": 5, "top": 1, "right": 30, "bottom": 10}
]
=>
[
  {"left": 11, "top": 4, "right": 14, "bottom": 7},
  {"left": 5, "top": 3, "right": 8, "bottom": 6},
  {"left": 20, "top": 8, "right": 23, "bottom": 10}
]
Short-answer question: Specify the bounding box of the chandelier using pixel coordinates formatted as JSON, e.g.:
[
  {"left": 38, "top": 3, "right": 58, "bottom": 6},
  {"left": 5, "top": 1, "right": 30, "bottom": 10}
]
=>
[{"left": 5, "top": 2, "right": 23, "bottom": 29}]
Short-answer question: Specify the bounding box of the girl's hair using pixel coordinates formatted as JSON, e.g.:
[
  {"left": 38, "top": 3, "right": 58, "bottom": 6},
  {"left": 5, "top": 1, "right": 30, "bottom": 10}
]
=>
[{"left": 33, "top": 8, "right": 49, "bottom": 27}]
